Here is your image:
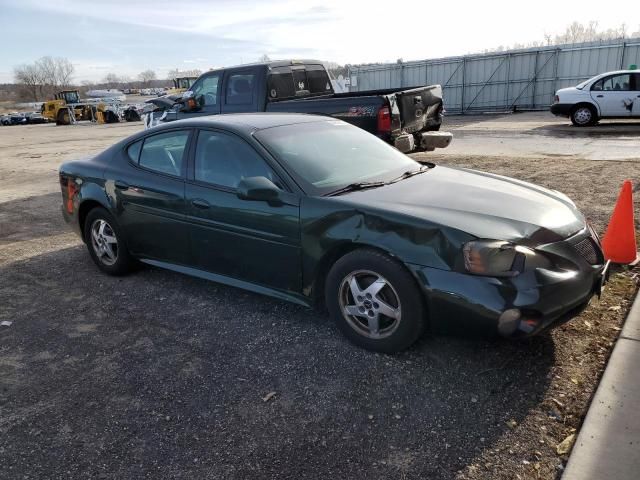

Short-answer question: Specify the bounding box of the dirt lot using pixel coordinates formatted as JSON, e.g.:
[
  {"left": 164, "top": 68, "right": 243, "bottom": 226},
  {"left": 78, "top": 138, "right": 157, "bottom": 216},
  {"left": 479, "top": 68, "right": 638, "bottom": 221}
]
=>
[{"left": 0, "top": 114, "right": 638, "bottom": 479}]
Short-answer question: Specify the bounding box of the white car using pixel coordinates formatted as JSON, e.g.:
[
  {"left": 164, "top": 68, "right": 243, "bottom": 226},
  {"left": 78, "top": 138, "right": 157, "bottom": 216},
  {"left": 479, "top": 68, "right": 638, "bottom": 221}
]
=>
[{"left": 551, "top": 69, "right": 640, "bottom": 126}]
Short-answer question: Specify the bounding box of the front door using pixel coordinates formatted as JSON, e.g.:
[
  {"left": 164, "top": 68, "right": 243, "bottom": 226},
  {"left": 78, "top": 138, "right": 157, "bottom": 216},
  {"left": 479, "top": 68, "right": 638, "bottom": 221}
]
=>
[
  {"left": 176, "top": 71, "right": 221, "bottom": 120},
  {"left": 632, "top": 73, "right": 640, "bottom": 117},
  {"left": 184, "top": 129, "right": 301, "bottom": 293},
  {"left": 591, "top": 73, "right": 634, "bottom": 117},
  {"left": 114, "top": 129, "right": 192, "bottom": 264}
]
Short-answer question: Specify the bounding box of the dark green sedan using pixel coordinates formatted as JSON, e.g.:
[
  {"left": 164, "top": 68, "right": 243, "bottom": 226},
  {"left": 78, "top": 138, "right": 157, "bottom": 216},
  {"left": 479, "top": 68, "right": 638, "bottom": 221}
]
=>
[{"left": 59, "top": 114, "right": 607, "bottom": 353}]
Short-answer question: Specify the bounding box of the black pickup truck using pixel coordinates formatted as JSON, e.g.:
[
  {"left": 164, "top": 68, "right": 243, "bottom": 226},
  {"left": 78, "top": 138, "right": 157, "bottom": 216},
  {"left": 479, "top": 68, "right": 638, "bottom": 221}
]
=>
[{"left": 146, "top": 60, "right": 452, "bottom": 153}]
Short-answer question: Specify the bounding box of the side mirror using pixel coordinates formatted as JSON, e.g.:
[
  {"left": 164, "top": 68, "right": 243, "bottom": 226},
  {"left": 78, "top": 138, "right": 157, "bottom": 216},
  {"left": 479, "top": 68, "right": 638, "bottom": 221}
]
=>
[{"left": 237, "top": 177, "right": 281, "bottom": 205}]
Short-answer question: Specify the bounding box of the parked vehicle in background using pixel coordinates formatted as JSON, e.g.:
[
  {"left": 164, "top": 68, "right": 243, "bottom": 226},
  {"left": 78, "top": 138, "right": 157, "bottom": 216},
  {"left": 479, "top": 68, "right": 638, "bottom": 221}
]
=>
[
  {"left": 0, "top": 114, "right": 11, "bottom": 126},
  {"left": 59, "top": 113, "right": 607, "bottom": 353},
  {"left": 9, "top": 112, "right": 28, "bottom": 125},
  {"left": 25, "top": 112, "right": 48, "bottom": 124},
  {"left": 146, "top": 60, "right": 451, "bottom": 153},
  {"left": 551, "top": 68, "right": 640, "bottom": 126}
]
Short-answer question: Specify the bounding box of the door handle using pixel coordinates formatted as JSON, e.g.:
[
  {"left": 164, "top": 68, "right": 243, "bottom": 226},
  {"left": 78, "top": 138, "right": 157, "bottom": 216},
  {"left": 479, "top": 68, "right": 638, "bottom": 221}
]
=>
[
  {"left": 114, "top": 180, "right": 129, "bottom": 190},
  {"left": 596, "top": 95, "right": 604, "bottom": 98},
  {"left": 191, "top": 199, "right": 210, "bottom": 209}
]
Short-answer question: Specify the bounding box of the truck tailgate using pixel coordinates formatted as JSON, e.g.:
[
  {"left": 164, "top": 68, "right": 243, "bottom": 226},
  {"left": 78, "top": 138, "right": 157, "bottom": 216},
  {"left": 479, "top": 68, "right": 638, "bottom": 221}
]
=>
[{"left": 394, "top": 85, "right": 443, "bottom": 134}]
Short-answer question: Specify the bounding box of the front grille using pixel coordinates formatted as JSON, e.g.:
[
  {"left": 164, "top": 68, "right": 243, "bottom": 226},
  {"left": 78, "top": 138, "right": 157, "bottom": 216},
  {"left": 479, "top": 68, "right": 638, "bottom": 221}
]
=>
[{"left": 574, "top": 237, "right": 602, "bottom": 265}]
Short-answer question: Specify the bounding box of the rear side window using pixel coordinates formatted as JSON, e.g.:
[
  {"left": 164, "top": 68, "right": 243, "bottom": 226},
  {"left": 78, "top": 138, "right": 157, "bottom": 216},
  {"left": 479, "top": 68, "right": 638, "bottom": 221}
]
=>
[
  {"left": 267, "top": 65, "right": 332, "bottom": 100},
  {"left": 127, "top": 139, "right": 142, "bottom": 162},
  {"left": 138, "top": 130, "right": 190, "bottom": 176},
  {"left": 268, "top": 68, "right": 295, "bottom": 99},
  {"left": 306, "top": 65, "right": 332, "bottom": 94},
  {"left": 225, "top": 73, "right": 255, "bottom": 105}
]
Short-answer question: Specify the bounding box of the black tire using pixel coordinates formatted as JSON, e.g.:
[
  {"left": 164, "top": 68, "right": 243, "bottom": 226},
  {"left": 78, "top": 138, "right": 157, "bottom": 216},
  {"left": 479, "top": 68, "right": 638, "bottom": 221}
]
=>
[
  {"left": 570, "top": 104, "right": 597, "bottom": 126},
  {"left": 56, "top": 109, "right": 70, "bottom": 126},
  {"left": 83, "top": 207, "right": 134, "bottom": 276},
  {"left": 325, "top": 249, "right": 426, "bottom": 353}
]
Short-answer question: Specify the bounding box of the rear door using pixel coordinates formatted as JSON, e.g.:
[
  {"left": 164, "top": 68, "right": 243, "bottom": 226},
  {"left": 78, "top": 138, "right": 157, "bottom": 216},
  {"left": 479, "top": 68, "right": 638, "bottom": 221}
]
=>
[
  {"left": 220, "top": 67, "right": 264, "bottom": 113},
  {"left": 590, "top": 73, "right": 634, "bottom": 117},
  {"left": 184, "top": 128, "right": 301, "bottom": 292},
  {"left": 114, "top": 129, "right": 192, "bottom": 264}
]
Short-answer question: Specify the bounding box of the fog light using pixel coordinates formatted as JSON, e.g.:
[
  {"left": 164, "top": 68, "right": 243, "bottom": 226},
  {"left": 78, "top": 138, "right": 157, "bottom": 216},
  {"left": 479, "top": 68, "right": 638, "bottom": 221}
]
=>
[{"left": 498, "top": 308, "right": 521, "bottom": 336}]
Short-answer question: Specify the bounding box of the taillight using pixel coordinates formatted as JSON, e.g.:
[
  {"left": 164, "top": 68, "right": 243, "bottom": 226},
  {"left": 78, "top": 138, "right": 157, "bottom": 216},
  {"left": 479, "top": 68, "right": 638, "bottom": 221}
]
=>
[
  {"left": 63, "top": 177, "right": 77, "bottom": 213},
  {"left": 377, "top": 106, "right": 391, "bottom": 134}
]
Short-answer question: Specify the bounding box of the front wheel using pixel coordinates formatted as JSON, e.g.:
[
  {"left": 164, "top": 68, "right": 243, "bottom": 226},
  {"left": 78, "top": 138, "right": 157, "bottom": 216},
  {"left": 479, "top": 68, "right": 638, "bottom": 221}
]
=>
[
  {"left": 325, "top": 249, "right": 426, "bottom": 353},
  {"left": 83, "top": 207, "right": 134, "bottom": 276},
  {"left": 570, "top": 105, "right": 597, "bottom": 126}
]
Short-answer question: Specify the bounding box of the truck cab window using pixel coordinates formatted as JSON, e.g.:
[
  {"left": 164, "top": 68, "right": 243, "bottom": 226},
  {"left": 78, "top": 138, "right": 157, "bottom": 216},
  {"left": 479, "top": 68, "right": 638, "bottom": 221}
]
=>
[
  {"left": 306, "top": 66, "right": 332, "bottom": 94},
  {"left": 191, "top": 74, "right": 220, "bottom": 106},
  {"left": 226, "top": 74, "right": 255, "bottom": 105}
]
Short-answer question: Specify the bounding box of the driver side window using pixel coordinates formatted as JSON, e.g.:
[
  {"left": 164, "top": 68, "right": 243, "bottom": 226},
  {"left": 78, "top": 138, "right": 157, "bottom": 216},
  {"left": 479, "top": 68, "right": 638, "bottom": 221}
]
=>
[
  {"left": 190, "top": 74, "right": 220, "bottom": 106},
  {"left": 194, "top": 130, "right": 282, "bottom": 189}
]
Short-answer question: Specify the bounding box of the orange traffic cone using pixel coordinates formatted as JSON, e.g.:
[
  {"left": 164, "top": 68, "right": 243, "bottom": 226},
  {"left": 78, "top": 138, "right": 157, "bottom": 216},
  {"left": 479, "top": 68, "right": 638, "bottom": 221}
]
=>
[{"left": 601, "top": 180, "right": 638, "bottom": 264}]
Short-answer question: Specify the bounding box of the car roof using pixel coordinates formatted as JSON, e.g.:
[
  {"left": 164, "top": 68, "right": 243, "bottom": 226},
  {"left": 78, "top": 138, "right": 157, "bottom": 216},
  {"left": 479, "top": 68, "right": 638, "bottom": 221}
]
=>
[{"left": 151, "top": 113, "right": 334, "bottom": 134}]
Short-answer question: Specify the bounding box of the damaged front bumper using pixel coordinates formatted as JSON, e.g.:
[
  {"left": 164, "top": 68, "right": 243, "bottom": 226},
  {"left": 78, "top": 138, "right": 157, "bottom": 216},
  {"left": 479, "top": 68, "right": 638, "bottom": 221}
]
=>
[{"left": 409, "top": 227, "right": 607, "bottom": 338}]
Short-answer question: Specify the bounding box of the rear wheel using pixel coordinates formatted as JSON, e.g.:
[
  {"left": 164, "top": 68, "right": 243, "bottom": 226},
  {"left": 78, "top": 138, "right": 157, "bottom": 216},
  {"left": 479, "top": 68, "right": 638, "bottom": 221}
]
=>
[
  {"left": 325, "top": 249, "right": 426, "bottom": 353},
  {"left": 83, "top": 207, "right": 134, "bottom": 276},
  {"left": 571, "top": 105, "right": 597, "bottom": 126}
]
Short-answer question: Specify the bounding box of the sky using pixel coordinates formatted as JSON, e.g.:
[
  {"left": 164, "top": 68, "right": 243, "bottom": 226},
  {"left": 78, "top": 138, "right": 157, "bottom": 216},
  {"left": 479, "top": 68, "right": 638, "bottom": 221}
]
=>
[{"left": 0, "top": 0, "right": 638, "bottom": 84}]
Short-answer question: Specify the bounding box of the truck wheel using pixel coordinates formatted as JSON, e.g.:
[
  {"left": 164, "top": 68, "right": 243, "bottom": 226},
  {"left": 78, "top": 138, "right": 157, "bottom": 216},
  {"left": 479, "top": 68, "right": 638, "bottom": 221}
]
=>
[
  {"left": 570, "top": 105, "right": 597, "bottom": 127},
  {"left": 56, "top": 109, "right": 70, "bottom": 126}
]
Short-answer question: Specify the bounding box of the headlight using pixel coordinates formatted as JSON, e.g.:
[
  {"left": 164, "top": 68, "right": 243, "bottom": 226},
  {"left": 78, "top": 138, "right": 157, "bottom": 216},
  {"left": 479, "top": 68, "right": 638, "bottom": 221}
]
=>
[{"left": 463, "top": 240, "right": 527, "bottom": 277}]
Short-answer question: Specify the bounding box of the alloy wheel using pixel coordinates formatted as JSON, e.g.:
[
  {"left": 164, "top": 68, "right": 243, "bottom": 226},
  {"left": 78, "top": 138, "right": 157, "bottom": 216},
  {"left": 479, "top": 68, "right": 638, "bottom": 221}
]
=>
[
  {"left": 90, "top": 219, "right": 118, "bottom": 266},
  {"left": 338, "top": 270, "right": 401, "bottom": 339}
]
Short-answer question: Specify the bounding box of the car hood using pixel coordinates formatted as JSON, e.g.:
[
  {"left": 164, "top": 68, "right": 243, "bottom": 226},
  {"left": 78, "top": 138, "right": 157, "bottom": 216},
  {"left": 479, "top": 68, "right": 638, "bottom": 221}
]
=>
[{"left": 338, "top": 166, "right": 585, "bottom": 242}]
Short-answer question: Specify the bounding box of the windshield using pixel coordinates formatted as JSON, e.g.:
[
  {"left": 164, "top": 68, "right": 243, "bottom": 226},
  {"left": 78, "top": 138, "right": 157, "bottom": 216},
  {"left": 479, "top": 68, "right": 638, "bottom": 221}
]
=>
[{"left": 254, "top": 120, "right": 420, "bottom": 196}]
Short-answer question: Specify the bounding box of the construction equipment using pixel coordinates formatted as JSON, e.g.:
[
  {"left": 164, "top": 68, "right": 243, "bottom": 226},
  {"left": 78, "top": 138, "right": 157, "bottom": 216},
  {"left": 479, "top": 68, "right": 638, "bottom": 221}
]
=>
[
  {"left": 41, "top": 90, "right": 138, "bottom": 125},
  {"left": 164, "top": 77, "right": 198, "bottom": 96}
]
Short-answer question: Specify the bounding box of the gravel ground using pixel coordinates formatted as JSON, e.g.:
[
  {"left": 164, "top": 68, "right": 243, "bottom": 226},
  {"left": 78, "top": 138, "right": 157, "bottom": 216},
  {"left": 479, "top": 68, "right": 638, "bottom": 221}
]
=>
[{"left": 0, "top": 116, "right": 638, "bottom": 479}]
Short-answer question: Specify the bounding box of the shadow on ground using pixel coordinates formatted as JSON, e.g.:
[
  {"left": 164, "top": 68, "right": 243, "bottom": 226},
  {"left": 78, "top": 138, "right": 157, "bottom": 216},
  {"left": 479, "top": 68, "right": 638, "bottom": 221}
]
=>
[
  {"left": 0, "top": 193, "right": 69, "bottom": 244},
  {"left": 0, "top": 242, "right": 555, "bottom": 479},
  {"left": 532, "top": 121, "right": 640, "bottom": 138}
]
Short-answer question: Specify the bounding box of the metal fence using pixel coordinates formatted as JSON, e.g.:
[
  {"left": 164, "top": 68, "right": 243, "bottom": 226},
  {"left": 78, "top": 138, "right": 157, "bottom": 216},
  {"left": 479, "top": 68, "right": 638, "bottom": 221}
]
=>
[{"left": 348, "top": 38, "right": 640, "bottom": 114}]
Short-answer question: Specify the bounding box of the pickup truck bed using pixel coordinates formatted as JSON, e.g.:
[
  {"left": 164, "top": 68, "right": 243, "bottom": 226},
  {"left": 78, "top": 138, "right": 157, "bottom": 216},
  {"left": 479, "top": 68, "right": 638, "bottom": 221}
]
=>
[{"left": 147, "top": 60, "right": 451, "bottom": 153}]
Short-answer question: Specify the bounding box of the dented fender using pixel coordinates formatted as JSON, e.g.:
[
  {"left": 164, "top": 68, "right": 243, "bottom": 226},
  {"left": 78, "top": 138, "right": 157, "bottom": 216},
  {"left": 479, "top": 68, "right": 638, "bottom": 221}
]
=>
[{"left": 300, "top": 196, "right": 474, "bottom": 295}]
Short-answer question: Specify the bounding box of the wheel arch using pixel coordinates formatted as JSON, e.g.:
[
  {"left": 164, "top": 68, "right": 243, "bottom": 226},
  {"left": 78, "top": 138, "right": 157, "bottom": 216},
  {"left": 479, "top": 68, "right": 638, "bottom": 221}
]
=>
[
  {"left": 572, "top": 101, "right": 600, "bottom": 117},
  {"left": 78, "top": 196, "right": 110, "bottom": 242},
  {"left": 310, "top": 241, "right": 429, "bottom": 316}
]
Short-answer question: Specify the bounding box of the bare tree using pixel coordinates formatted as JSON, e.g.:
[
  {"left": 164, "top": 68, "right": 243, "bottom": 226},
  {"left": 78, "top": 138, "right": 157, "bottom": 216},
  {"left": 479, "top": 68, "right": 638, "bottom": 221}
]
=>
[
  {"left": 258, "top": 54, "right": 271, "bottom": 62},
  {"left": 13, "top": 64, "right": 43, "bottom": 101},
  {"left": 102, "top": 73, "right": 120, "bottom": 88},
  {"left": 13, "top": 56, "right": 75, "bottom": 101},
  {"left": 138, "top": 69, "right": 157, "bottom": 86},
  {"left": 55, "top": 57, "right": 74, "bottom": 88}
]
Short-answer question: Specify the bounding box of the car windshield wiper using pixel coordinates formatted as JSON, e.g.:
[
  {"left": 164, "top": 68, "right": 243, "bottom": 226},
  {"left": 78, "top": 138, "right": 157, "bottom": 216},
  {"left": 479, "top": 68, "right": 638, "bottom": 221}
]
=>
[
  {"left": 326, "top": 180, "right": 387, "bottom": 196},
  {"left": 388, "top": 163, "right": 435, "bottom": 184}
]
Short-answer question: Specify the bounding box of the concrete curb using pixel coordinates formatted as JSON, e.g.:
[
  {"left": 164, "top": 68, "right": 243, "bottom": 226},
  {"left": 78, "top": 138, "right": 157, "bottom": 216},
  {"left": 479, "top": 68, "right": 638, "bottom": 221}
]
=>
[{"left": 562, "top": 288, "right": 640, "bottom": 479}]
